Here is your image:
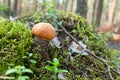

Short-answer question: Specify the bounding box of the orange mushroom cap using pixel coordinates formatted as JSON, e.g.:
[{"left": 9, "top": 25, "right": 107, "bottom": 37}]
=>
[{"left": 32, "top": 23, "right": 56, "bottom": 41}]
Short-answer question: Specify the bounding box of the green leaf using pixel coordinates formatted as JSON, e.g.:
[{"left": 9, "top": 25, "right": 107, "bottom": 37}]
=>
[
  {"left": 5, "top": 69, "right": 17, "bottom": 75},
  {"left": 47, "top": 60, "right": 53, "bottom": 64},
  {"left": 28, "top": 53, "right": 33, "bottom": 57},
  {"left": 58, "top": 70, "right": 68, "bottom": 73},
  {"left": 45, "top": 65, "right": 54, "bottom": 72},
  {"left": 22, "top": 56, "right": 27, "bottom": 59},
  {"left": 30, "top": 59, "right": 36, "bottom": 64},
  {"left": 17, "top": 76, "right": 29, "bottom": 80},
  {"left": 51, "top": 75, "right": 57, "bottom": 79},
  {"left": 22, "top": 69, "right": 33, "bottom": 74},
  {"left": 15, "top": 66, "right": 25, "bottom": 70},
  {"left": 54, "top": 67, "right": 59, "bottom": 73},
  {"left": 53, "top": 58, "right": 59, "bottom": 66}
]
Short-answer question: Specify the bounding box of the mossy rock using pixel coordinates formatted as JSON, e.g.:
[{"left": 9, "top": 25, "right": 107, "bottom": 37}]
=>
[
  {"left": 0, "top": 10, "right": 119, "bottom": 80},
  {"left": 18, "top": 11, "right": 120, "bottom": 79},
  {"left": 0, "top": 17, "right": 34, "bottom": 74},
  {"left": 18, "top": 11, "right": 115, "bottom": 57}
]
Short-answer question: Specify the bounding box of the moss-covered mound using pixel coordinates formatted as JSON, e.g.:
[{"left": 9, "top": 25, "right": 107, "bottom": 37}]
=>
[
  {"left": 0, "top": 17, "right": 33, "bottom": 74},
  {"left": 0, "top": 10, "right": 120, "bottom": 80}
]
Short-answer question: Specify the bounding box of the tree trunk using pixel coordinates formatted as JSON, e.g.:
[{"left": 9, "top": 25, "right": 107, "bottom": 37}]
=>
[
  {"left": 70, "top": 0, "right": 75, "bottom": 12},
  {"left": 13, "top": 0, "right": 18, "bottom": 13},
  {"left": 92, "top": 0, "right": 103, "bottom": 27},
  {"left": 55, "top": 0, "right": 60, "bottom": 9},
  {"left": 64, "top": 0, "right": 69, "bottom": 11},
  {"left": 113, "top": 0, "right": 120, "bottom": 22},
  {"left": 3, "top": 0, "right": 7, "bottom": 5},
  {"left": 8, "top": 0, "right": 11, "bottom": 8},
  {"left": 34, "top": 0, "right": 38, "bottom": 11},
  {"left": 105, "top": 0, "right": 116, "bottom": 26},
  {"left": 76, "top": 0, "right": 87, "bottom": 18},
  {"left": 17, "top": 0, "right": 22, "bottom": 15},
  {"left": 13, "top": 0, "right": 22, "bottom": 15}
]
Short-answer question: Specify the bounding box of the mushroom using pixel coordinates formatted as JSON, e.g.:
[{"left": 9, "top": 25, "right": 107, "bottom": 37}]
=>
[{"left": 32, "top": 22, "right": 56, "bottom": 41}]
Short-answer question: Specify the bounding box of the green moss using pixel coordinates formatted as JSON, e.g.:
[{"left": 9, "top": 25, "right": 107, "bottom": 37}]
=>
[
  {"left": 18, "top": 11, "right": 119, "bottom": 79},
  {"left": 0, "top": 17, "right": 33, "bottom": 74},
  {"left": 0, "top": 10, "right": 119, "bottom": 79}
]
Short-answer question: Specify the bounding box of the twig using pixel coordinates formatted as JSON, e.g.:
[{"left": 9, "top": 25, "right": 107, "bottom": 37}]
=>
[
  {"left": 56, "top": 21, "right": 84, "bottom": 49},
  {"left": 85, "top": 50, "right": 120, "bottom": 75},
  {"left": 107, "top": 66, "right": 114, "bottom": 80},
  {"left": 56, "top": 21, "right": 120, "bottom": 78},
  {"left": 53, "top": 45, "right": 65, "bottom": 58},
  {"left": 0, "top": 51, "right": 14, "bottom": 54},
  {"left": 0, "top": 51, "right": 17, "bottom": 61},
  {"left": 0, "top": 76, "right": 15, "bottom": 79},
  {"left": 70, "top": 17, "right": 74, "bottom": 25}
]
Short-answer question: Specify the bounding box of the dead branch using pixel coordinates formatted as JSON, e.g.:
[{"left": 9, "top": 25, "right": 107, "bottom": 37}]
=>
[
  {"left": 56, "top": 21, "right": 120, "bottom": 78},
  {"left": 0, "top": 76, "right": 15, "bottom": 79},
  {"left": 0, "top": 51, "right": 14, "bottom": 54}
]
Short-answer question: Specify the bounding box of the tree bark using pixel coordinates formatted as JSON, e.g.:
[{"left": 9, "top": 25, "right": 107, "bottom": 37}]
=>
[
  {"left": 113, "top": 0, "right": 120, "bottom": 22},
  {"left": 13, "top": 0, "right": 18, "bottom": 12},
  {"left": 92, "top": 0, "right": 103, "bottom": 27},
  {"left": 17, "top": 0, "right": 22, "bottom": 15},
  {"left": 8, "top": 0, "right": 11, "bottom": 8},
  {"left": 70, "top": 0, "right": 75, "bottom": 12},
  {"left": 105, "top": 0, "right": 116, "bottom": 26},
  {"left": 64, "top": 0, "right": 69, "bottom": 11},
  {"left": 55, "top": 0, "right": 60, "bottom": 9},
  {"left": 3, "top": 0, "right": 7, "bottom": 5},
  {"left": 13, "top": 0, "right": 22, "bottom": 15},
  {"left": 34, "top": 0, "right": 38, "bottom": 11},
  {"left": 76, "top": 0, "right": 87, "bottom": 18}
]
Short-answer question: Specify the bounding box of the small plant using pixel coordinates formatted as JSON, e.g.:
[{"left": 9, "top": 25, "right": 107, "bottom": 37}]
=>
[
  {"left": 38, "top": 0, "right": 58, "bottom": 25},
  {"left": 45, "top": 58, "right": 68, "bottom": 80},
  {"left": 22, "top": 52, "right": 37, "bottom": 64},
  {"left": 5, "top": 65, "right": 33, "bottom": 80}
]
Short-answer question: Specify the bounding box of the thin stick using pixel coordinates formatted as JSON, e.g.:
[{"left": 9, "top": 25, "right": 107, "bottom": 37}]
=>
[
  {"left": 0, "top": 76, "right": 15, "bottom": 79},
  {"left": 107, "top": 66, "right": 114, "bottom": 80},
  {"left": 0, "top": 51, "right": 14, "bottom": 54},
  {"left": 56, "top": 21, "right": 84, "bottom": 49},
  {"left": 56, "top": 21, "right": 120, "bottom": 77}
]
